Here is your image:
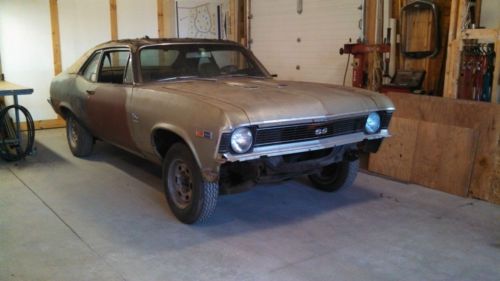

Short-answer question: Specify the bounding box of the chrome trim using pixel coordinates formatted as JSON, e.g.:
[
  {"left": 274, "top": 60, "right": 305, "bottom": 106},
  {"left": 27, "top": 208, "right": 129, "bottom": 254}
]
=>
[
  {"left": 220, "top": 109, "right": 395, "bottom": 132},
  {"left": 222, "top": 129, "right": 390, "bottom": 162}
]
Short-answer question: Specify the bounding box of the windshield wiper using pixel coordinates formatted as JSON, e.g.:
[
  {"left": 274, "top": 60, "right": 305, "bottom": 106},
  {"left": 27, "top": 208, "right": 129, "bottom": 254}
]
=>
[
  {"left": 219, "top": 73, "right": 267, "bottom": 79},
  {"left": 157, "top": 75, "right": 201, "bottom": 82}
]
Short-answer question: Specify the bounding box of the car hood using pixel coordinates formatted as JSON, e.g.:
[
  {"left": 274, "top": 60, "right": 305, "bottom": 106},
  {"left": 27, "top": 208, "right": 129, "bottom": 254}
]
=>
[{"left": 155, "top": 78, "right": 394, "bottom": 125}]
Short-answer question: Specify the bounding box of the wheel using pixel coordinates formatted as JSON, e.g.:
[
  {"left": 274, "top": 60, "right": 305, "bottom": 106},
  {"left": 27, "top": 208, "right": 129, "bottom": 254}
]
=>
[
  {"left": 66, "top": 114, "right": 93, "bottom": 157},
  {"left": 162, "top": 143, "right": 218, "bottom": 224},
  {"left": 308, "top": 159, "right": 359, "bottom": 192}
]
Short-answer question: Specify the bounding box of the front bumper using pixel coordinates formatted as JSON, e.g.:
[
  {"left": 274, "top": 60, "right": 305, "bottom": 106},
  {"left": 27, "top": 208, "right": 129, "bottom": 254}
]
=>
[{"left": 222, "top": 129, "right": 390, "bottom": 162}]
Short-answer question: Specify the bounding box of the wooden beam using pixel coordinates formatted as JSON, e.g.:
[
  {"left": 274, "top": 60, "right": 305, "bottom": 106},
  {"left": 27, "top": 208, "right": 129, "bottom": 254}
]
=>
[
  {"left": 48, "top": 0, "right": 65, "bottom": 123},
  {"left": 49, "top": 0, "right": 62, "bottom": 75},
  {"left": 109, "top": 0, "right": 118, "bottom": 40},
  {"left": 462, "top": 28, "right": 499, "bottom": 40},
  {"left": 157, "top": 0, "right": 165, "bottom": 38},
  {"left": 21, "top": 118, "right": 66, "bottom": 131},
  {"left": 229, "top": 0, "right": 237, "bottom": 42}
]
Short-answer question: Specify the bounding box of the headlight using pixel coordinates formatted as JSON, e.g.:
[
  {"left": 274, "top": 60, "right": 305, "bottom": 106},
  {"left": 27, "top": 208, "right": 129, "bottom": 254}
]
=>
[
  {"left": 365, "top": 112, "right": 381, "bottom": 134},
  {"left": 230, "top": 127, "right": 253, "bottom": 153}
]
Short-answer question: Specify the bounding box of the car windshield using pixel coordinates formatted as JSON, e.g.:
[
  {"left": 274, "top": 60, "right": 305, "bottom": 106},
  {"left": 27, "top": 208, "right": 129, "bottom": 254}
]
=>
[{"left": 139, "top": 44, "right": 267, "bottom": 82}]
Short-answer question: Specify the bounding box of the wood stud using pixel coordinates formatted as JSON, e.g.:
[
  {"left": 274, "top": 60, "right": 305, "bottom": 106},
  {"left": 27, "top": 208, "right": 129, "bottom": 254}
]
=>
[{"left": 110, "top": 0, "right": 118, "bottom": 40}]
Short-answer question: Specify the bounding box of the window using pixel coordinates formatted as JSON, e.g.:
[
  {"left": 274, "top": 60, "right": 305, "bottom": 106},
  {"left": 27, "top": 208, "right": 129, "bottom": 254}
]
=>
[
  {"left": 139, "top": 44, "right": 266, "bottom": 82},
  {"left": 81, "top": 52, "right": 101, "bottom": 82},
  {"left": 98, "top": 50, "right": 130, "bottom": 84}
]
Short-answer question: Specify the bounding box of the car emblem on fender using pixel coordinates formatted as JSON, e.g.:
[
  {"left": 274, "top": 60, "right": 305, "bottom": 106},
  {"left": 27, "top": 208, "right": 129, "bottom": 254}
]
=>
[{"left": 315, "top": 128, "right": 328, "bottom": 136}]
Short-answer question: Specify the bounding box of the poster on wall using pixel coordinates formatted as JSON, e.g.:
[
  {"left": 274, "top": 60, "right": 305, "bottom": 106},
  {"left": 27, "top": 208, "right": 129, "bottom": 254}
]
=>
[{"left": 176, "top": 0, "right": 229, "bottom": 39}]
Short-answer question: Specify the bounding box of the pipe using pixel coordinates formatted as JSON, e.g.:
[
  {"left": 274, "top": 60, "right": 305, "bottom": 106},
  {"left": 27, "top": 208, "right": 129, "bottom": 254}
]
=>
[
  {"left": 389, "top": 18, "right": 397, "bottom": 77},
  {"left": 246, "top": 0, "right": 252, "bottom": 49}
]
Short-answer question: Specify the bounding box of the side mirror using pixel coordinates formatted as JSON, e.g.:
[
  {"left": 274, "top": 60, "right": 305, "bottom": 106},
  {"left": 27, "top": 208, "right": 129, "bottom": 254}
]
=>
[{"left": 90, "top": 73, "right": 97, "bottom": 82}]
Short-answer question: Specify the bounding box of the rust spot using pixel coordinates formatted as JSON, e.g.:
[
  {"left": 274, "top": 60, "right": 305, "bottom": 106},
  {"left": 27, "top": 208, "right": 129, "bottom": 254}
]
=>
[{"left": 479, "top": 158, "right": 488, "bottom": 167}]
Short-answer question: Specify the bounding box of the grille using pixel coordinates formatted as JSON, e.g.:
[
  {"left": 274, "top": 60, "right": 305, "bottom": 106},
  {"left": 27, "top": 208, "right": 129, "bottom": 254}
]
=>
[
  {"left": 218, "top": 111, "right": 393, "bottom": 153},
  {"left": 253, "top": 116, "right": 366, "bottom": 147}
]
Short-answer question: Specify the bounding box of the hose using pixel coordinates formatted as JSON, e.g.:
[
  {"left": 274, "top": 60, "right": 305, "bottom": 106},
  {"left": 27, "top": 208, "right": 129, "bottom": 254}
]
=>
[{"left": 0, "top": 104, "right": 35, "bottom": 161}]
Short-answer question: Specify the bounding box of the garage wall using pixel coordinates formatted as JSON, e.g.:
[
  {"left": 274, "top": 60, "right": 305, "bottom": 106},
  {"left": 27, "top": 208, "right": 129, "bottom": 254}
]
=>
[
  {"left": 0, "top": 0, "right": 57, "bottom": 120},
  {"left": 0, "top": 0, "right": 162, "bottom": 122},
  {"left": 117, "top": 0, "right": 158, "bottom": 39},
  {"left": 250, "top": 0, "right": 361, "bottom": 85},
  {"left": 59, "top": 0, "right": 111, "bottom": 70}
]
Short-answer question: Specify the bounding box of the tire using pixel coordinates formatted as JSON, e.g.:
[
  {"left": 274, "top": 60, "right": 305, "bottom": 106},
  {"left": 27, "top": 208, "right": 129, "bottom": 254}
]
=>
[
  {"left": 162, "top": 143, "right": 218, "bottom": 224},
  {"left": 66, "top": 114, "right": 94, "bottom": 157},
  {"left": 308, "top": 159, "right": 359, "bottom": 192}
]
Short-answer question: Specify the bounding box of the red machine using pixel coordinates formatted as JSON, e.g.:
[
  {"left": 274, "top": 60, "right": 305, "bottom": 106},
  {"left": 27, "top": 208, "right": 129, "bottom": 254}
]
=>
[{"left": 339, "top": 43, "right": 390, "bottom": 88}]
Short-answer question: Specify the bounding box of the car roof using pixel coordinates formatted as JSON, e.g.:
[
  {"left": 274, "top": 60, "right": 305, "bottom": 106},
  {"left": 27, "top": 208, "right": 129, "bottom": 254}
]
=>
[
  {"left": 95, "top": 37, "right": 241, "bottom": 50},
  {"left": 66, "top": 37, "right": 242, "bottom": 74}
]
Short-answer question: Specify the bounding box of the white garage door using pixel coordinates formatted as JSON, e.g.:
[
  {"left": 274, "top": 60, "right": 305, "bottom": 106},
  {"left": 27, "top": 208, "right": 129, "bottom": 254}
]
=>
[{"left": 251, "top": 0, "right": 361, "bottom": 85}]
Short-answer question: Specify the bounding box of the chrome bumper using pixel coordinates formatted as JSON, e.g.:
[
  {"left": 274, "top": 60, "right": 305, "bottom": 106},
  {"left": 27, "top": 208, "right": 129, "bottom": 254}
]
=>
[{"left": 222, "top": 129, "right": 390, "bottom": 162}]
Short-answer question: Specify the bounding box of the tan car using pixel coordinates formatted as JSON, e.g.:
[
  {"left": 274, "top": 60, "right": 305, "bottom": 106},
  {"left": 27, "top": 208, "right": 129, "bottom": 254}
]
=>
[{"left": 49, "top": 38, "right": 394, "bottom": 224}]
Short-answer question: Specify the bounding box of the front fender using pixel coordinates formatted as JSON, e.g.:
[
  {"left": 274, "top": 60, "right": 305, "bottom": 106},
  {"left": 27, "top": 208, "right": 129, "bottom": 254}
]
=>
[{"left": 150, "top": 123, "right": 221, "bottom": 182}]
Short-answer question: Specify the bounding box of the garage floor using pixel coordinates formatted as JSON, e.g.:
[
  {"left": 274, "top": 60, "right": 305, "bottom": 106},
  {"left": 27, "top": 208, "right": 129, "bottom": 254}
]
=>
[{"left": 1, "top": 129, "right": 499, "bottom": 281}]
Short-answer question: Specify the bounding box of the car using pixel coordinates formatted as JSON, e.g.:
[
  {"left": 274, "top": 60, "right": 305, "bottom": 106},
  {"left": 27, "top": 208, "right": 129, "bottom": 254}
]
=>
[{"left": 49, "top": 38, "right": 395, "bottom": 224}]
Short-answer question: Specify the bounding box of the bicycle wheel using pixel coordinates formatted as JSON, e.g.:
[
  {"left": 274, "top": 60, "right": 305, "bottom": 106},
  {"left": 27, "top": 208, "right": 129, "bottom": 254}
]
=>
[{"left": 0, "top": 104, "right": 35, "bottom": 161}]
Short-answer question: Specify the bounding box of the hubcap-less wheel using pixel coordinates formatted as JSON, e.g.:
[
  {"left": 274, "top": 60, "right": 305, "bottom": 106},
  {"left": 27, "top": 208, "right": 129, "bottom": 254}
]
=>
[
  {"left": 68, "top": 117, "right": 79, "bottom": 148},
  {"left": 308, "top": 159, "right": 359, "bottom": 192},
  {"left": 162, "top": 143, "right": 219, "bottom": 224},
  {"left": 66, "top": 114, "right": 94, "bottom": 157},
  {"left": 168, "top": 160, "right": 194, "bottom": 209}
]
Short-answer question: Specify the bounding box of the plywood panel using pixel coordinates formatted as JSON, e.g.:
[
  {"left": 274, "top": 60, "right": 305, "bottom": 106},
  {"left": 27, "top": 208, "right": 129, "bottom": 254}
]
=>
[
  {"left": 369, "top": 117, "right": 419, "bottom": 181},
  {"left": 411, "top": 121, "right": 477, "bottom": 197},
  {"left": 385, "top": 92, "right": 500, "bottom": 202}
]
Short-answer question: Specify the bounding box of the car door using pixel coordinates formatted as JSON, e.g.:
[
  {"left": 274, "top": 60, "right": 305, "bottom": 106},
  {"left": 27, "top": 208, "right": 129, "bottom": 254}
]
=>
[{"left": 82, "top": 48, "right": 138, "bottom": 151}]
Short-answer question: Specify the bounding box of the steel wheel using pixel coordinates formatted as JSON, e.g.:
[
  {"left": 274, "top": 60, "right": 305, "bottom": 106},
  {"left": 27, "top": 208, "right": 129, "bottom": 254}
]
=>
[
  {"left": 66, "top": 114, "right": 93, "bottom": 157},
  {"left": 308, "top": 159, "right": 359, "bottom": 192},
  {"left": 162, "top": 143, "right": 219, "bottom": 224},
  {"left": 167, "top": 159, "right": 194, "bottom": 209},
  {"left": 67, "top": 117, "right": 79, "bottom": 148}
]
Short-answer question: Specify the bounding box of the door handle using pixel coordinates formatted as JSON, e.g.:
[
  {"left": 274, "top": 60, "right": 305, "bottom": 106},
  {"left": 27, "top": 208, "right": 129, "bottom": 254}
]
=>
[{"left": 86, "top": 90, "right": 96, "bottom": 95}]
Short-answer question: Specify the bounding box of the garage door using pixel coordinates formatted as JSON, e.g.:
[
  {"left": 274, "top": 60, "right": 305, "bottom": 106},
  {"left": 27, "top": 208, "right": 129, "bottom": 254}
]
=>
[{"left": 251, "top": 0, "right": 361, "bottom": 85}]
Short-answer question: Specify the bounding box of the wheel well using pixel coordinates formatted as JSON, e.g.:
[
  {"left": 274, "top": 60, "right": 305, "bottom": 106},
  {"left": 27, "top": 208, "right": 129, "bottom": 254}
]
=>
[
  {"left": 153, "top": 129, "right": 187, "bottom": 158},
  {"left": 59, "top": 106, "right": 71, "bottom": 120}
]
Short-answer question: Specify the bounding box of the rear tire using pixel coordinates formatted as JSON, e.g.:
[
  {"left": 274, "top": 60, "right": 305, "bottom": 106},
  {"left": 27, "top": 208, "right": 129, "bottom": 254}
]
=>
[
  {"left": 66, "top": 114, "right": 94, "bottom": 157},
  {"left": 308, "top": 159, "right": 359, "bottom": 192},
  {"left": 162, "top": 143, "right": 218, "bottom": 224}
]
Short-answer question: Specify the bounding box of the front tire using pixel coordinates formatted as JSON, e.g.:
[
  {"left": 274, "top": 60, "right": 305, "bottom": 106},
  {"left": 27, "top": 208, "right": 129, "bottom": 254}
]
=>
[
  {"left": 308, "top": 159, "right": 359, "bottom": 192},
  {"left": 66, "top": 114, "right": 94, "bottom": 157},
  {"left": 162, "top": 143, "right": 218, "bottom": 224}
]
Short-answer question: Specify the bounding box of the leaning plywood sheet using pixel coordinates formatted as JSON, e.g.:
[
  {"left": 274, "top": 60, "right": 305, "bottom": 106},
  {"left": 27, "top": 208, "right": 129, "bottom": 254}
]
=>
[
  {"left": 368, "top": 117, "right": 418, "bottom": 182},
  {"left": 492, "top": 142, "right": 500, "bottom": 204},
  {"left": 385, "top": 93, "right": 500, "bottom": 202},
  {"left": 411, "top": 121, "right": 477, "bottom": 197}
]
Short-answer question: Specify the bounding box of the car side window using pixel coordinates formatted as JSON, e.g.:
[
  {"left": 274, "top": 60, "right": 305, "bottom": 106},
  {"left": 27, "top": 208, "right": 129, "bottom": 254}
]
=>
[
  {"left": 98, "top": 50, "right": 130, "bottom": 84},
  {"left": 82, "top": 52, "right": 101, "bottom": 82}
]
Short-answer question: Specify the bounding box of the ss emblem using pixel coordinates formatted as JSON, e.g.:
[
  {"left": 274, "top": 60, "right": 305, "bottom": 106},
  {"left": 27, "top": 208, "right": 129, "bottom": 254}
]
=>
[{"left": 315, "top": 127, "right": 328, "bottom": 136}]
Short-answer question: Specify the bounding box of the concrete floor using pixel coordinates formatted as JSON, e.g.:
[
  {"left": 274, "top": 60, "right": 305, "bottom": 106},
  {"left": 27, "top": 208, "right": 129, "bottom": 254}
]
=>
[{"left": 1, "top": 129, "right": 499, "bottom": 281}]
